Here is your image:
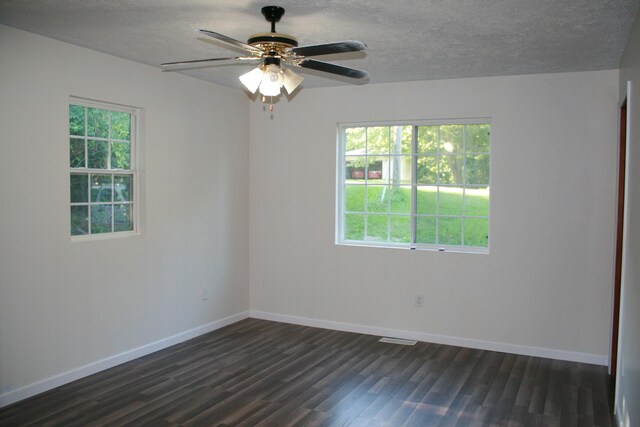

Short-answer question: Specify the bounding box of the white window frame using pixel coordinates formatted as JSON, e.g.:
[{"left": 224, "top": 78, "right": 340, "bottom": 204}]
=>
[
  {"left": 69, "top": 97, "right": 140, "bottom": 241},
  {"left": 336, "top": 118, "right": 491, "bottom": 254}
]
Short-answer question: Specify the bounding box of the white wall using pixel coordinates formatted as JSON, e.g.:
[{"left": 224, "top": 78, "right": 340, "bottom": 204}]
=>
[
  {"left": 249, "top": 70, "right": 619, "bottom": 363},
  {"left": 617, "top": 10, "right": 640, "bottom": 427},
  {"left": 0, "top": 25, "right": 249, "bottom": 404}
]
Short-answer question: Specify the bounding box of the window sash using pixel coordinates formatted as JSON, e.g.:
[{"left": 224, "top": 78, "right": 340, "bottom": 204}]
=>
[
  {"left": 337, "top": 120, "right": 490, "bottom": 253},
  {"left": 69, "top": 98, "right": 138, "bottom": 240}
]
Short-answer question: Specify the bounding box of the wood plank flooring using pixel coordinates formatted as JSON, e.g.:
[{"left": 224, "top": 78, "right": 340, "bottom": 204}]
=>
[{"left": 0, "top": 318, "right": 615, "bottom": 426}]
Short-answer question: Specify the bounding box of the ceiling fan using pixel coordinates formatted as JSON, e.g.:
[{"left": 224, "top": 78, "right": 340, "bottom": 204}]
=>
[{"left": 161, "top": 6, "right": 368, "bottom": 100}]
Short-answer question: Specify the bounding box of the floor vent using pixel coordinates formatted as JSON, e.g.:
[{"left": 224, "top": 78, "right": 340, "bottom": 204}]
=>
[{"left": 379, "top": 337, "right": 417, "bottom": 345}]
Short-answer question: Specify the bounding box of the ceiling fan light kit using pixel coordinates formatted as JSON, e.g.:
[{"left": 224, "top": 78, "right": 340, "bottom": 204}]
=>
[
  {"left": 161, "top": 5, "right": 368, "bottom": 108},
  {"left": 239, "top": 56, "right": 304, "bottom": 97}
]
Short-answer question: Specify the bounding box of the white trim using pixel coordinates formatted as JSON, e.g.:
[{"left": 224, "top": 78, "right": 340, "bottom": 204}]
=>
[
  {"left": 338, "top": 117, "right": 493, "bottom": 128},
  {"left": 249, "top": 310, "right": 608, "bottom": 366},
  {"left": 0, "top": 311, "right": 249, "bottom": 408},
  {"left": 336, "top": 240, "right": 490, "bottom": 255},
  {"left": 614, "top": 81, "right": 634, "bottom": 427},
  {"left": 69, "top": 96, "right": 139, "bottom": 115},
  {"left": 615, "top": 395, "right": 628, "bottom": 427}
]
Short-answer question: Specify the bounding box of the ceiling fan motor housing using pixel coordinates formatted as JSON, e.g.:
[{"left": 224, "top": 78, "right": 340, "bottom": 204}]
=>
[{"left": 247, "top": 33, "right": 298, "bottom": 48}]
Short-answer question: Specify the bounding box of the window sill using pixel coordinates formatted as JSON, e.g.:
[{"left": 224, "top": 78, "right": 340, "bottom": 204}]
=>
[
  {"left": 71, "top": 230, "right": 139, "bottom": 242},
  {"left": 336, "top": 240, "right": 490, "bottom": 255}
]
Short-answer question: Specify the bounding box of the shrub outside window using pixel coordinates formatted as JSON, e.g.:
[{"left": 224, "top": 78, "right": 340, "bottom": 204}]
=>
[
  {"left": 337, "top": 121, "right": 490, "bottom": 253},
  {"left": 69, "top": 99, "right": 137, "bottom": 239}
]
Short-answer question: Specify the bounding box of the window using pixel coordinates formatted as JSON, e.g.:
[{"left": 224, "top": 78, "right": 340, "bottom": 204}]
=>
[
  {"left": 337, "top": 121, "right": 490, "bottom": 252},
  {"left": 69, "top": 99, "right": 137, "bottom": 238}
]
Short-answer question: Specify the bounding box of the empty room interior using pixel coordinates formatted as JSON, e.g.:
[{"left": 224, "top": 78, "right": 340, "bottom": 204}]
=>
[{"left": 1, "top": 1, "right": 640, "bottom": 426}]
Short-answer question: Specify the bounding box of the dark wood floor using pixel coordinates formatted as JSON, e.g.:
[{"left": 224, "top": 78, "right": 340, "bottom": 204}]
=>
[{"left": 0, "top": 318, "right": 615, "bottom": 426}]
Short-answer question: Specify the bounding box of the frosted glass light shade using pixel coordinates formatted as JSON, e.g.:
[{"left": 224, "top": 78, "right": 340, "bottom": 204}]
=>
[
  {"left": 239, "top": 67, "right": 263, "bottom": 94},
  {"left": 282, "top": 68, "right": 304, "bottom": 94}
]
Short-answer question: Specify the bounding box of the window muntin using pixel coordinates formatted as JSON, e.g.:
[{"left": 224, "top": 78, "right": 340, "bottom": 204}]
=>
[
  {"left": 338, "top": 121, "right": 490, "bottom": 252},
  {"left": 69, "top": 100, "right": 137, "bottom": 238}
]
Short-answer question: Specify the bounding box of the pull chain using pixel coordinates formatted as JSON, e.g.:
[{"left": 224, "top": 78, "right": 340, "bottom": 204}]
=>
[{"left": 261, "top": 96, "right": 275, "bottom": 116}]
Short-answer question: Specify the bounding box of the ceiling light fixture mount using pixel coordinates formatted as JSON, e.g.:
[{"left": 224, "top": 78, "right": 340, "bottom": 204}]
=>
[{"left": 247, "top": 6, "right": 298, "bottom": 48}]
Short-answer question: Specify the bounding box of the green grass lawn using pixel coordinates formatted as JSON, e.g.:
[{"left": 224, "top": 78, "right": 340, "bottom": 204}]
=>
[{"left": 344, "top": 183, "right": 489, "bottom": 247}]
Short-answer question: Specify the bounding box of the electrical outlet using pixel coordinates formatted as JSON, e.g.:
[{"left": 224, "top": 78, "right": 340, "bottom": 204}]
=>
[
  {"left": 201, "top": 287, "right": 209, "bottom": 301},
  {"left": 414, "top": 294, "right": 424, "bottom": 308}
]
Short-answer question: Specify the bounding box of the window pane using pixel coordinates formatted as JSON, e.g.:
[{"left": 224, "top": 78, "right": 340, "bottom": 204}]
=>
[
  {"left": 416, "top": 216, "right": 436, "bottom": 244},
  {"left": 399, "top": 126, "right": 413, "bottom": 154},
  {"left": 367, "top": 127, "right": 390, "bottom": 154},
  {"left": 390, "top": 186, "right": 411, "bottom": 214},
  {"left": 69, "top": 101, "right": 137, "bottom": 238},
  {"left": 366, "top": 215, "right": 388, "bottom": 241},
  {"left": 466, "top": 124, "right": 490, "bottom": 153},
  {"left": 346, "top": 156, "right": 366, "bottom": 180},
  {"left": 464, "top": 218, "right": 489, "bottom": 247},
  {"left": 91, "top": 205, "right": 113, "bottom": 234},
  {"left": 114, "top": 204, "right": 133, "bottom": 232},
  {"left": 70, "top": 173, "right": 89, "bottom": 203},
  {"left": 111, "top": 111, "right": 131, "bottom": 141},
  {"left": 344, "top": 214, "right": 365, "bottom": 240},
  {"left": 416, "top": 186, "right": 437, "bottom": 214},
  {"left": 69, "top": 105, "right": 85, "bottom": 136},
  {"left": 345, "top": 185, "right": 365, "bottom": 212},
  {"left": 70, "top": 138, "right": 85, "bottom": 168},
  {"left": 416, "top": 156, "right": 438, "bottom": 184},
  {"left": 367, "top": 185, "right": 388, "bottom": 213},
  {"left": 440, "top": 125, "right": 463, "bottom": 153},
  {"left": 367, "top": 156, "right": 386, "bottom": 182},
  {"left": 389, "top": 126, "right": 412, "bottom": 154},
  {"left": 87, "top": 108, "right": 109, "bottom": 138},
  {"left": 339, "top": 122, "right": 490, "bottom": 250},
  {"left": 88, "top": 140, "right": 108, "bottom": 169},
  {"left": 464, "top": 187, "right": 490, "bottom": 216},
  {"left": 389, "top": 155, "right": 412, "bottom": 185},
  {"left": 345, "top": 127, "right": 366, "bottom": 151},
  {"left": 417, "top": 126, "right": 438, "bottom": 153},
  {"left": 91, "top": 174, "right": 113, "bottom": 202},
  {"left": 438, "top": 155, "right": 464, "bottom": 185},
  {"left": 465, "top": 154, "right": 489, "bottom": 185},
  {"left": 390, "top": 215, "right": 411, "bottom": 243},
  {"left": 114, "top": 175, "right": 132, "bottom": 202},
  {"left": 70, "top": 205, "right": 88, "bottom": 235},
  {"left": 439, "top": 186, "right": 463, "bottom": 216},
  {"left": 111, "top": 142, "right": 131, "bottom": 169},
  {"left": 367, "top": 156, "right": 389, "bottom": 184},
  {"left": 439, "top": 217, "right": 462, "bottom": 245}
]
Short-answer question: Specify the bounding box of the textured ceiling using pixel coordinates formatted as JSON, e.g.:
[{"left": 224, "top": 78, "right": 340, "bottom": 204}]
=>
[{"left": 1, "top": 0, "right": 639, "bottom": 90}]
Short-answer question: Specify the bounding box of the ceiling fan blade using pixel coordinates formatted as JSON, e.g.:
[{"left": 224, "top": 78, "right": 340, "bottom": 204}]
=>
[
  {"left": 161, "top": 56, "right": 260, "bottom": 70},
  {"left": 198, "top": 29, "right": 264, "bottom": 55},
  {"left": 291, "top": 40, "right": 367, "bottom": 57},
  {"left": 298, "top": 59, "right": 369, "bottom": 79}
]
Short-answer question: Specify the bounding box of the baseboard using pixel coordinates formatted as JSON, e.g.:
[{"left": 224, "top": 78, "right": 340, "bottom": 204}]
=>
[
  {"left": 2, "top": 309, "right": 608, "bottom": 409},
  {"left": 249, "top": 310, "right": 608, "bottom": 366},
  {"left": 0, "top": 311, "right": 249, "bottom": 408}
]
